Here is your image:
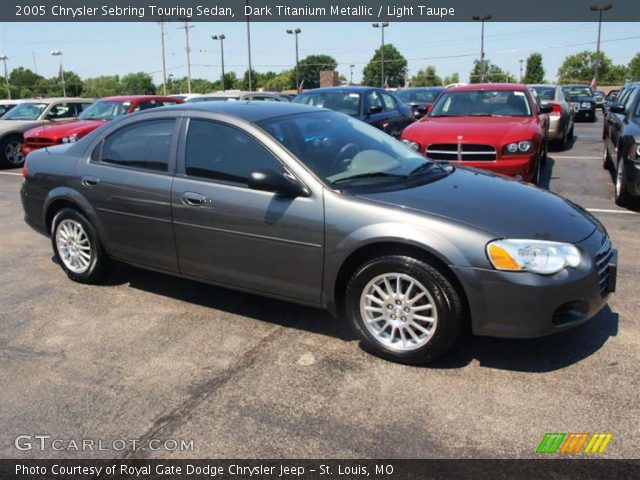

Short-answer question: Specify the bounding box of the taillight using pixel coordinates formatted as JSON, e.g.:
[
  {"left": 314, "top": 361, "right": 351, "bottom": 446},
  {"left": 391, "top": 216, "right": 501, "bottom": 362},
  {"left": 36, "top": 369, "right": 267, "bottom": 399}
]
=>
[{"left": 550, "top": 103, "right": 562, "bottom": 116}]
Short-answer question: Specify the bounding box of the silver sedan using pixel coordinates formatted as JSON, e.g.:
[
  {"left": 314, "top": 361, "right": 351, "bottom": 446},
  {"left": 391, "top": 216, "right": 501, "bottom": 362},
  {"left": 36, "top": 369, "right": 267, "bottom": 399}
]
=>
[{"left": 530, "top": 85, "right": 575, "bottom": 149}]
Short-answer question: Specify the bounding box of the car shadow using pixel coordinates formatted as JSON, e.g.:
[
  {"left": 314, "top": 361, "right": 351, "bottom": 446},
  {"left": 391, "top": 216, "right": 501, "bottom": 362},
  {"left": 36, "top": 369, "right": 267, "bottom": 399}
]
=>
[
  {"left": 97, "top": 262, "right": 618, "bottom": 373},
  {"left": 604, "top": 165, "right": 640, "bottom": 213},
  {"left": 538, "top": 157, "right": 555, "bottom": 189},
  {"left": 430, "top": 306, "right": 619, "bottom": 373}
]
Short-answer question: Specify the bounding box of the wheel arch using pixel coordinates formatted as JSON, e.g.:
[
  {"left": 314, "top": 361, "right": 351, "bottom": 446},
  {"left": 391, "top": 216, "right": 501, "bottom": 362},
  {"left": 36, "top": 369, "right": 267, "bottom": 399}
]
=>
[{"left": 44, "top": 188, "right": 107, "bottom": 245}]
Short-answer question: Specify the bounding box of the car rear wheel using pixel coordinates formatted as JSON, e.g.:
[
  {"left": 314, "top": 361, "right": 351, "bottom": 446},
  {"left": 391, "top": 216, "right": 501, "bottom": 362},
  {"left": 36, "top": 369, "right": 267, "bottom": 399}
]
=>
[
  {"left": 345, "top": 255, "right": 464, "bottom": 364},
  {"left": 602, "top": 141, "right": 612, "bottom": 170},
  {"left": 51, "top": 208, "right": 110, "bottom": 283},
  {"left": 0, "top": 135, "right": 25, "bottom": 168},
  {"left": 614, "top": 157, "right": 632, "bottom": 207}
]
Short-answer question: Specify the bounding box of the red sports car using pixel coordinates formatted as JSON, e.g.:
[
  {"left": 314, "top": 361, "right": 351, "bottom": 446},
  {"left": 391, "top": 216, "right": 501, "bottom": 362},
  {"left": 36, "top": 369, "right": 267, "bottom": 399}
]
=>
[
  {"left": 21, "top": 95, "right": 184, "bottom": 155},
  {"left": 401, "top": 84, "right": 551, "bottom": 184}
]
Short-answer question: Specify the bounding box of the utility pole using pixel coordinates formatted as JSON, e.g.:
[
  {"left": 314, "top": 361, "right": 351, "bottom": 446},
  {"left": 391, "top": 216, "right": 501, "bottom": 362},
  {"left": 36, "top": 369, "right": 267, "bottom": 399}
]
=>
[
  {"left": 372, "top": 22, "right": 389, "bottom": 88},
  {"left": 590, "top": 3, "right": 612, "bottom": 87},
  {"left": 286, "top": 28, "right": 301, "bottom": 93},
  {"left": 0, "top": 56, "right": 9, "bottom": 99},
  {"left": 178, "top": 19, "right": 194, "bottom": 94},
  {"left": 519, "top": 59, "right": 524, "bottom": 83},
  {"left": 212, "top": 35, "right": 226, "bottom": 91},
  {"left": 349, "top": 64, "right": 355, "bottom": 85},
  {"left": 245, "top": 0, "right": 253, "bottom": 91},
  {"left": 32, "top": 51, "right": 38, "bottom": 75},
  {"left": 472, "top": 15, "right": 491, "bottom": 82},
  {"left": 159, "top": 18, "right": 168, "bottom": 96}
]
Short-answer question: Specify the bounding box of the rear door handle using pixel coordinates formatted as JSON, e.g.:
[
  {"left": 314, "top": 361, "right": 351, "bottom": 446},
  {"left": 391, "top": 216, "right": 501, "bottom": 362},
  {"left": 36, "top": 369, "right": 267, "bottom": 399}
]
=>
[
  {"left": 82, "top": 175, "right": 100, "bottom": 187},
  {"left": 182, "top": 192, "right": 207, "bottom": 206}
]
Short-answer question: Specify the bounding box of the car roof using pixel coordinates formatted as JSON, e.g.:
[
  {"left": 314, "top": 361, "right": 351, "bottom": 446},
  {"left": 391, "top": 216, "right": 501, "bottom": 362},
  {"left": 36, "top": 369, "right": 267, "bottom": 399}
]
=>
[
  {"left": 529, "top": 84, "right": 558, "bottom": 88},
  {"left": 398, "top": 87, "right": 445, "bottom": 91},
  {"left": 98, "top": 95, "right": 182, "bottom": 102},
  {"left": 22, "top": 97, "right": 90, "bottom": 102},
  {"left": 162, "top": 100, "right": 323, "bottom": 122},
  {"left": 446, "top": 83, "right": 530, "bottom": 92},
  {"left": 298, "top": 86, "right": 381, "bottom": 94}
]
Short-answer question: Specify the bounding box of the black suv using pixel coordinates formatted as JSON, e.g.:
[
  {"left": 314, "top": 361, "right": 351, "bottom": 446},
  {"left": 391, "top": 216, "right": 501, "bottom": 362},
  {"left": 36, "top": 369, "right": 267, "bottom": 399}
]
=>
[
  {"left": 562, "top": 84, "right": 597, "bottom": 122},
  {"left": 602, "top": 81, "right": 640, "bottom": 206}
]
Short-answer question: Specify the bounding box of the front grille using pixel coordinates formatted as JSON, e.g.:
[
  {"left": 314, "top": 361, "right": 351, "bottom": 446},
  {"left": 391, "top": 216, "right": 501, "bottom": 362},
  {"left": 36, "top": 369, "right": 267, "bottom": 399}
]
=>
[
  {"left": 426, "top": 143, "right": 496, "bottom": 161},
  {"left": 24, "top": 138, "right": 56, "bottom": 147},
  {"left": 595, "top": 236, "right": 613, "bottom": 296}
]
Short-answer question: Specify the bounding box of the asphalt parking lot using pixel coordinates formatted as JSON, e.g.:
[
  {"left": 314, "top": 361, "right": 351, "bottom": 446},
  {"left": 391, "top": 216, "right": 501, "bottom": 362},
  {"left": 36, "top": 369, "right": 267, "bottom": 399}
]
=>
[{"left": 1, "top": 113, "right": 638, "bottom": 459}]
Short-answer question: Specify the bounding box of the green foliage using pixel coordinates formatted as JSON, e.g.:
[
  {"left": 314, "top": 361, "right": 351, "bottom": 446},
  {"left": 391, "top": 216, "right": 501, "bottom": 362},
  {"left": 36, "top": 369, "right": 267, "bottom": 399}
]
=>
[
  {"left": 523, "top": 53, "right": 545, "bottom": 84},
  {"left": 120, "top": 72, "right": 156, "bottom": 95},
  {"left": 470, "top": 59, "right": 516, "bottom": 83},
  {"left": 442, "top": 73, "right": 460, "bottom": 85},
  {"left": 411, "top": 66, "right": 442, "bottom": 87},
  {"left": 557, "top": 50, "right": 627, "bottom": 84},
  {"left": 298, "top": 54, "right": 338, "bottom": 89},
  {"left": 629, "top": 53, "right": 640, "bottom": 82},
  {"left": 83, "top": 75, "right": 122, "bottom": 98},
  {"left": 262, "top": 69, "right": 295, "bottom": 91},
  {"left": 362, "top": 44, "right": 407, "bottom": 88}
]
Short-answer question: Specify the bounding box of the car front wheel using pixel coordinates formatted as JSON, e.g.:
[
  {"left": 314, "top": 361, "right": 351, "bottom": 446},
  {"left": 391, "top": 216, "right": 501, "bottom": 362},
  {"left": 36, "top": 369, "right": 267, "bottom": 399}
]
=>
[
  {"left": 346, "top": 255, "right": 465, "bottom": 364},
  {"left": 0, "top": 135, "right": 25, "bottom": 168},
  {"left": 614, "top": 157, "right": 632, "bottom": 207},
  {"left": 51, "top": 208, "right": 110, "bottom": 283}
]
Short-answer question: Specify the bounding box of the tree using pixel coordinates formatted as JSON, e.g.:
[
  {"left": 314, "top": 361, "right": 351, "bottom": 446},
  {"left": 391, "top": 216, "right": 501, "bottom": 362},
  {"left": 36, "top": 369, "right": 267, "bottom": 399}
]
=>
[
  {"left": 362, "top": 45, "right": 407, "bottom": 88},
  {"left": 469, "top": 59, "right": 516, "bottom": 83},
  {"left": 211, "top": 72, "right": 239, "bottom": 91},
  {"left": 241, "top": 69, "right": 261, "bottom": 90},
  {"left": 262, "top": 69, "right": 295, "bottom": 91},
  {"left": 629, "top": 52, "right": 640, "bottom": 82},
  {"left": 442, "top": 73, "right": 460, "bottom": 85},
  {"left": 7, "top": 67, "right": 43, "bottom": 98},
  {"left": 61, "top": 70, "right": 83, "bottom": 97},
  {"left": 411, "top": 66, "right": 442, "bottom": 87},
  {"left": 120, "top": 72, "right": 156, "bottom": 95},
  {"left": 298, "top": 54, "right": 338, "bottom": 89},
  {"left": 556, "top": 50, "right": 625, "bottom": 84},
  {"left": 83, "top": 75, "right": 122, "bottom": 98},
  {"left": 523, "top": 53, "right": 545, "bottom": 84}
]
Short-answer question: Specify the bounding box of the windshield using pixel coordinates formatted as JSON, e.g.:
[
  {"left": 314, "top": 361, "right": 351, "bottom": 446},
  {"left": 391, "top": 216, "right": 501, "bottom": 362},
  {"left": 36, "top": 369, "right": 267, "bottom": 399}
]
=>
[
  {"left": 259, "top": 111, "right": 447, "bottom": 191},
  {"left": 1, "top": 102, "right": 48, "bottom": 120},
  {"left": 79, "top": 100, "right": 130, "bottom": 120},
  {"left": 430, "top": 90, "right": 532, "bottom": 117},
  {"left": 532, "top": 86, "right": 556, "bottom": 101},
  {"left": 293, "top": 92, "right": 362, "bottom": 116},
  {"left": 563, "top": 86, "right": 592, "bottom": 98},
  {"left": 396, "top": 89, "right": 441, "bottom": 103}
]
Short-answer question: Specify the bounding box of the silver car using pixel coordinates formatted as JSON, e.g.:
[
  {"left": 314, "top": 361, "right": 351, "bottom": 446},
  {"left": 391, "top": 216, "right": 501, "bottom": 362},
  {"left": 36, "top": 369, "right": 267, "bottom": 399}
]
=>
[
  {"left": 530, "top": 85, "right": 575, "bottom": 149},
  {"left": 0, "top": 97, "right": 93, "bottom": 167},
  {"left": 21, "top": 102, "right": 616, "bottom": 364}
]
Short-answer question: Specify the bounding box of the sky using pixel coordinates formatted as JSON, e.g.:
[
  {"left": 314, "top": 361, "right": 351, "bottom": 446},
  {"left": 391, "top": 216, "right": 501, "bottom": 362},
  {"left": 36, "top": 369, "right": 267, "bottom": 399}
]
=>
[{"left": 0, "top": 21, "right": 638, "bottom": 87}]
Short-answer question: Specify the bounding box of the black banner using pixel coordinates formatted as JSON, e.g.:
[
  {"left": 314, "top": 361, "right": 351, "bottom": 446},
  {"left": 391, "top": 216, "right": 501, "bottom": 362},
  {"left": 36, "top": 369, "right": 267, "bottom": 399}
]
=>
[
  {"left": 2, "top": 459, "right": 640, "bottom": 480},
  {"left": 5, "top": 0, "right": 640, "bottom": 22}
]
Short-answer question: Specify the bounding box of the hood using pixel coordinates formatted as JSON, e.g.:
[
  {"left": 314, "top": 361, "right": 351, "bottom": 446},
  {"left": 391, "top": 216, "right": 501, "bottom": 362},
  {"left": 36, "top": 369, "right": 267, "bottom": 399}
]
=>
[
  {"left": 357, "top": 167, "right": 596, "bottom": 243},
  {"left": 25, "top": 119, "right": 105, "bottom": 140},
  {"left": 572, "top": 96, "right": 595, "bottom": 103},
  {"left": 404, "top": 116, "right": 533, "bottom": 143}
]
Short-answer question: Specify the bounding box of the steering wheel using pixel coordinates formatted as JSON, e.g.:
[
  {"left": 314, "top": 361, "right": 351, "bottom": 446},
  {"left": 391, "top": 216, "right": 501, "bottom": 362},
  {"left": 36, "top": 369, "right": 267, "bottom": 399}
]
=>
[{"left": 331, "top": 143, "right": 359, "bottom": 174}]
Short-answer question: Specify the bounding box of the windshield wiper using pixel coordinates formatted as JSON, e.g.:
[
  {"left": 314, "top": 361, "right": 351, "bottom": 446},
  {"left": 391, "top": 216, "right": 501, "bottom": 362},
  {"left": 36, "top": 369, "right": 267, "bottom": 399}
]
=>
[
  {"left": 409, "top": 162, "right": 441, "bottom": 176},
  {"left": 332, "top": 172, "right": 406, "bottom": 185}
]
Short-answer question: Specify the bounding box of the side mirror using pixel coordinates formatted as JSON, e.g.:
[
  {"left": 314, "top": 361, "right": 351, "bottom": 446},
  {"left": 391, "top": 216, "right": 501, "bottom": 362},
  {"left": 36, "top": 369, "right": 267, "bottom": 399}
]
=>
[
  {"left": 369, "top": 105, "right": 383, "bottom": 114},
  {"left": 248, "top": 169, "right": 308, "bottom": 197},
  {"left": 608, "top": 103, "right": 626, "bottom": 115},
  {"left": 425, "top": 103, "right": 432, "bottom": 114},
  {"left": 539, "top": 104, "right": 553, "bottom": 114}
]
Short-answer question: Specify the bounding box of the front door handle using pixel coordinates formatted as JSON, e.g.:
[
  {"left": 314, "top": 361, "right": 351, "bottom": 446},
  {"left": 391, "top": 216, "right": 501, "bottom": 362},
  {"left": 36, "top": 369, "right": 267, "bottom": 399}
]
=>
[
  {"left": 182, "top": 192, "right": 207, "bottom": 206},
  {"left": 82, "top": 175, "right": 100, "bottom": 187}
]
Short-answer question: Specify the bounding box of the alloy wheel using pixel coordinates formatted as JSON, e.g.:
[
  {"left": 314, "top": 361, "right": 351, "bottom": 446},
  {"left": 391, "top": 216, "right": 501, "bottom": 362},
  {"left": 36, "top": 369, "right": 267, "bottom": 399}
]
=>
[
  {"left": 5, "top": 140, "right": 24, "bottom": 165},
  {"left": 55, "top": 219, "right": 92, "bottom": 274},
  {"left": 360, "top": 273, "right": 438, "bottom": 352},
  {"left": 615, "top": 158, "right": 625, "bottom": 198}
]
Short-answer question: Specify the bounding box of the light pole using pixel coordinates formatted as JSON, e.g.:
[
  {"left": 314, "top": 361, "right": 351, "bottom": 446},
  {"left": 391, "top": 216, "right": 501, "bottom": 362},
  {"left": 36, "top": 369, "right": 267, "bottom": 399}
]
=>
[
  {"left": 0, "top": 55, "right": 9, "bottom": 99},
  {"left": 349, "top": 64, "right": 355, "bottom": 85},
  {"left": 50, "top": 50, "right": 65, "bottom": 97},
  {"left": 519, "top": 59, "right": 524, "bottom": 83},
  {"left": 212, "top": 34, "right": 226, "bottom": 91},
  {"left": 286, "top": 28, "right": 301, "bottom": 92},
  {"left": 178, "top": 19, "right": 194, "bottom": 94},
  {"left": 472, "top": 15, "right": 491, "bottom": 82},
  {"left": 372, "top": 22, "right": 389, "bottom": 88},
  {"left": 590, "top": 3, "right": 613, "bottom": 87},
  {"left": 158, "top": 18, "right": 168, "bottom": 96},
  {"left": 246, "top": 0, "right": 253, "bottom": 91}
]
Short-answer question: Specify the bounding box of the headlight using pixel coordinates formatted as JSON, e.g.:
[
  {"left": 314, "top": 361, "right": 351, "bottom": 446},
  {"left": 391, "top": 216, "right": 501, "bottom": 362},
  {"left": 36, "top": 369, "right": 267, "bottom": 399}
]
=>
[
  {"left": 402, "top": 139, "right": 420, "bottom": 151},
  {"left": 581, "top": 102, "right": 591, "bottom": 108},
  {"left": 61, "top": 134, "right": 77, "bottom": 144},
  {"left": 504, "top": 140, "right": 532, "bottom": 154},
  {"left": 487, "top": 239, "right": 581, "bottom": 275}
]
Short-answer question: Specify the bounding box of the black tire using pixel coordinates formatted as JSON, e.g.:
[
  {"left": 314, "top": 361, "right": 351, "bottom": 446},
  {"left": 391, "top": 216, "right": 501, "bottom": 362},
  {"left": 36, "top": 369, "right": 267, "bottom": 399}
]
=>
[
  {"left": 602, "top": 141, "right": 612, "bottom": 170},
  {"left": 591, "top": 111, "right": 597, "bottom": 122},
  {"left": 0, "top": 134, "right": 25, "bottom": 168},
  {"left": 51, "top": 208, "right": 110, "bottom": 283},
  {"left": 540, "top": 137, "right": 548, "bottom": 166},
  {"left": 614, "top": 157, "right": 633, "bottom": 207},
  {"left": 568, "top": 124, "right": 574, "bottom": 141},
  {"left": 559, "top": 126, "right": 568, "bottom": 151},
  {"left": 533, "top": 155, "right": 542, "bottom": 186},
  {"left": 345, "top": 255, "right": 465, "bottom": 364}
]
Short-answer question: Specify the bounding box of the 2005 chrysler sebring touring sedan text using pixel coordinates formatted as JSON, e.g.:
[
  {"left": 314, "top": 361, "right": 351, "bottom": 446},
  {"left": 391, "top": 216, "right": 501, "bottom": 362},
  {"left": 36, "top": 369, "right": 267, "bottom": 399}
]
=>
[{"left": 20, "top": 102, "right": 618, "bottom": 363}]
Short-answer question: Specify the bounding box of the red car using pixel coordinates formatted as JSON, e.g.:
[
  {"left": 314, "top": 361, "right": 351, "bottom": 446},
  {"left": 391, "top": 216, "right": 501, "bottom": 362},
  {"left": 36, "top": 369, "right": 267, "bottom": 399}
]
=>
[
  {"left": 401, "top": 84, "right": 552, "bottom": 184},
  {"left": 21, "top": 95, "right": 184, "bottom": 155}
]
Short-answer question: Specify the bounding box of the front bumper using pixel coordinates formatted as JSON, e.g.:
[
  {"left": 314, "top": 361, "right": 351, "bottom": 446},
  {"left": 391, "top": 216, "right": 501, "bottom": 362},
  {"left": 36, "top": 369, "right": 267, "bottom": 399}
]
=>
[
  {"left": 452, "top": 230, "right": 617, "bottom": 338},
  {"left": 576, "top": 106, "right": 596, "bottom": 120},
  {"left": 448, "top": 154, "right": 537, "bottom": 182},
  {"left": 21, "top": 143, "right": 50, "bottom": 156}
]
